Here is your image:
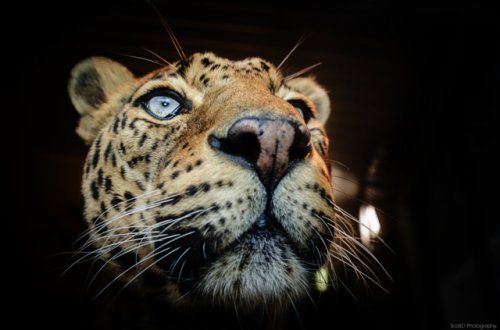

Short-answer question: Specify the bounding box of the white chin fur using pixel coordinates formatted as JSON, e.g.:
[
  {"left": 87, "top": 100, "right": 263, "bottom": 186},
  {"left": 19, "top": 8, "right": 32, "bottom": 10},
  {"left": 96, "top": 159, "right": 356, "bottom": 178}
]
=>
[{"left": 195, "top": 232, "right": 310, "bottom": 311}]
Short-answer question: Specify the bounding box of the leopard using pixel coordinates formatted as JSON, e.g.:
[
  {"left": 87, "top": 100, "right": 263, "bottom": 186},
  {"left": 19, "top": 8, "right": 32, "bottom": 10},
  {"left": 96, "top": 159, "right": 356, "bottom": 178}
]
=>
[{"left": 68, "top": 50, "right": 340, "bottom": 329}]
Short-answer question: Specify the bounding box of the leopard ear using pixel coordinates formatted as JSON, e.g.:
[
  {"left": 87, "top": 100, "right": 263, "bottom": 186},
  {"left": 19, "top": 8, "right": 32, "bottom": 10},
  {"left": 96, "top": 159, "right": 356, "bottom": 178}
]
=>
[
  {"left": 68, "top": 56, "right": 134, "bottom": 115},
  {"left": 68, "top": 57, "right": 135, "bottom": 145},
  {"left": 286, "top": 77, "right": 330, "bottom": 124}
]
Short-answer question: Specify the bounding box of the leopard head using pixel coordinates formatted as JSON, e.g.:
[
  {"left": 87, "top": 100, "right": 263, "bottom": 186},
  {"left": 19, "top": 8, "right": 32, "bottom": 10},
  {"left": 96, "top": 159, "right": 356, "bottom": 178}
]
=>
[{"left": 68, "top": 52, "right": 335, "bottom": 313}]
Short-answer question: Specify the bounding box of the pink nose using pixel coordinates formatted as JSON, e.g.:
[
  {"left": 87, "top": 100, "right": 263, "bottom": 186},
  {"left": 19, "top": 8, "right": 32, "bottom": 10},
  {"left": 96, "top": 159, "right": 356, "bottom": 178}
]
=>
[{"left": 220, "top": 118, "right": 311, "bottom": 188}]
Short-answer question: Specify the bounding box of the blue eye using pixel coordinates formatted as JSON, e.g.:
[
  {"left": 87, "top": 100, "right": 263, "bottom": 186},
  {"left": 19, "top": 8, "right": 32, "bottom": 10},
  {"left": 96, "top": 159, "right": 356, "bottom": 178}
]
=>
[
  {"left": 295, "top": 106, "right": 304, "bottom": 118},
  {"left": 147, "top": 96, "right": 181, "bottom": 118}
]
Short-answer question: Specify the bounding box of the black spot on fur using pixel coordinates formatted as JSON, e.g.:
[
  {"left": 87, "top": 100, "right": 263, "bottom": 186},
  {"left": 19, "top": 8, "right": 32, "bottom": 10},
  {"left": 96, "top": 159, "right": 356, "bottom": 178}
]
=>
[
  {"left": 111, "top": 153, "right": 117, "bottom": 167},
  {"left": 222, "top": 75, "right": 229, "bottom": 79},
  {"left": 210, "top": 64, "right": 220, "bottom": 71},
  {"left": 203, "top": 78, "right": 210, "bottom": 86},
  {"left": 120, "top": 166, "right": 126, "bottom": 179},
  {"left": 144, "top": 171, "right": 150, "bottom": 181},
  {"left": 111, "top": 196, "right": 123, "bottom": 210},
  {"left": 145, "top": 155, "right": 151, "bottom": 163},
  {"left": 303, "top": 203, "right": 308, "bottom": 209},
  {"left": 151, "top": 142, "right": 158, "bottom": 151},
  {"left": 136, "top": 180, "right": 145, "bottom": 191},
  {"left": 91, "top": 134, "right": 102, "bottom": 168},
  {"left": 100, "top": 201, "right": 106, "bottom": 214},
  {"left": 91, "top": 180, "right": 99, "bottom": 200},
  {"left": 200, "top": 183, "right": 210, "bottom": 192},
  {"left": 216, "top": 180, "right": 223, "bottom": 187},
  {"left": 139, "top": 134, "right": 148, "bottom": 147},
  {"left": 222, "top": 66, "right": 228, "bottom": 70},
  {"left": 119, "top": 142, "right": 126, "bottom": 155},
  {"left": 186, "top": 164, "right": 193, "bottom": 172},
  {"left": 219, "top": 217, "right": 226, "bottom": 225},
  {"left": 211, "top": 203, "right": 220, "bottom": 212},
  {"left": 124, "top": 191, "right": 134, "bottom": 201},
  {"left": 74, "top": 67, "right": 107, "bottom": 107},
  {"left": 163, "top": 161, "right": 171, "bottom": 169},
  {"left": 121, "top": 116, "right": 127, "bottom": 130},
  {"left": 157, "top": 182, "right": 165, "bottom": 189},
  {"left": 164, "top": 195, "right": 182, "bottom": 206},
  {"left": 105, "top": 176, "right": 113, "bottom": 192},
  {"left": 113, "top": 117, "right": 120, "bottom": 133},
  {"left": 126, "top": 95, "right": 133, "bottom": 104},
  {"left": 173, "top": 161, "right": 179, "bottom": 168},
  {"left": 201, "top": 58, "right": 214, "bottom": 67},
  {"left": 182, "top": 143, "right": 188, "bottom": 149},
  {"left": 176, "top": 58, "right": 193, "bottom": 78},
  {"left": 199, "top": 74, "right": 205, "bottom": 82},
  {"left": 97, "top": 168, "right": 104, "bottom": 186},
  {"left": 195, "top": 159, "right": 203, "bottom": 166},
  {"left": 317, "top": 141, "right": 325, "bottom": 157},
  {"left": 104, "top": 141, "right": 112, "bottom": 163},
  {"left": 186, "top": 185, "right": 197, "bottom": 196},
  {"left": 226, "top": 201, "right": 232, "bottom": 209},
  {"left": 171, "top": 171, "right": 180, "bottom": 180},
  {"left": 129, "top": 118, "right": 138, "bottom": 130},
  {"left": 237, "top": 198, "right": 243, "bottom": 204},
  {"left": 169, "top": 73, "right": 177, "bottom": 78},
  {"left": 260, "top": 61, "right": 270, "bottom": 72}
]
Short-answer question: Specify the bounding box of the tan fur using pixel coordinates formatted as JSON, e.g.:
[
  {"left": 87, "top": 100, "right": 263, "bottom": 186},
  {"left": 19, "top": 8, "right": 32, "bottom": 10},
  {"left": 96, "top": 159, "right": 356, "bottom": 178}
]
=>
[
  {"left": 68, "top": 52, "right": 335, "bottom": 314},
  {"left": 286, "top": 76, "right": 331, "bottom": 124}
]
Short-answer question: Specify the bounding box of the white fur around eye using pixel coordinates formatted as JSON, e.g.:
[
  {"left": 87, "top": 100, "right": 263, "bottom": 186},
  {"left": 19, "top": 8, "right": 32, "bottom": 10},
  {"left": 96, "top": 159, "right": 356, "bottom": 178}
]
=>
[{"left": 148, "top": 96, "right": 180, "bottom": 118}]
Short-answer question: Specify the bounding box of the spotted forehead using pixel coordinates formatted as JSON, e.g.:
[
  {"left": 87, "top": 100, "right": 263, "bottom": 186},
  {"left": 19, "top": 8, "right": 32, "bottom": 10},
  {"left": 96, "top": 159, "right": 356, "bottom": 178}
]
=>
[{"left": 150, "top": 52, "right": 284, "bottom": 94}]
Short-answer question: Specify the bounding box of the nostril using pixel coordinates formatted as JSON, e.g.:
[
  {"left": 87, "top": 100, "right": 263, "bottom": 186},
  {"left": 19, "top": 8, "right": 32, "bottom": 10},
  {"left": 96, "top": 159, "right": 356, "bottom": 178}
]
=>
[
  {"left": 290, "top": 124, "right": 312, "bottom": 161},
  {"left": 208, "top": 133, "right": 261, "bottom": 165}
]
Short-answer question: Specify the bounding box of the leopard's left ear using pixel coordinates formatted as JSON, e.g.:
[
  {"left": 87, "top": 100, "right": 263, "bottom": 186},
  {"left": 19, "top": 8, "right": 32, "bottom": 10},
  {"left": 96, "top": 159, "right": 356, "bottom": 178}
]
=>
[{"left": 286, "top": 77, "right": 330, "bottom": 124}]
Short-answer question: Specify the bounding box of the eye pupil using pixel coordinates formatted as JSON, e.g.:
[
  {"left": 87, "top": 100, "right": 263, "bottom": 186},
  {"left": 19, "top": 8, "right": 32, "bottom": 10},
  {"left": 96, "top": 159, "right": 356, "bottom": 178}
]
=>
[{"left": 162, "top": 101, "right": 169, "bottom": 107}]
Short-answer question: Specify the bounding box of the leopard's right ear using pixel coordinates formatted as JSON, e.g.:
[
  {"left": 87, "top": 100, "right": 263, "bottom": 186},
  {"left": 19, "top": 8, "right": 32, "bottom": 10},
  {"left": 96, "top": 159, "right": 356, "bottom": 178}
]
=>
[
  {"left": 68, "top": 56, "right": 134, "bottom": 116},
  {"left": 68, "top": 57, "right": 135, "bottom": 145}
]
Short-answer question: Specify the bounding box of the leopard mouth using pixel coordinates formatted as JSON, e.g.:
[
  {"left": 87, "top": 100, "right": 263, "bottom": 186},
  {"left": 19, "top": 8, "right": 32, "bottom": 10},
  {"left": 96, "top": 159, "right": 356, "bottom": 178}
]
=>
[{"left": 160, "top": 210, "right": 326, "bottom": 296}]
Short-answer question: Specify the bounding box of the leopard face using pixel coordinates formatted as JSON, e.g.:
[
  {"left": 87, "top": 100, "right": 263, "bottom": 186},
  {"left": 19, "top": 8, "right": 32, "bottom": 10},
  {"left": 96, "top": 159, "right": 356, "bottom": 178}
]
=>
[{"left": 68, "top": 52, "right": 335, "bottom": 313}]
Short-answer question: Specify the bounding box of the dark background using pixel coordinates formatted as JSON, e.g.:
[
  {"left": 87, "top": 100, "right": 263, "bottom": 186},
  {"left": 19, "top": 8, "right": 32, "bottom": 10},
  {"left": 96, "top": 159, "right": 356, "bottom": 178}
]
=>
[{"left": 5, "top": 0, "right": 499, "bottom": 329}]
